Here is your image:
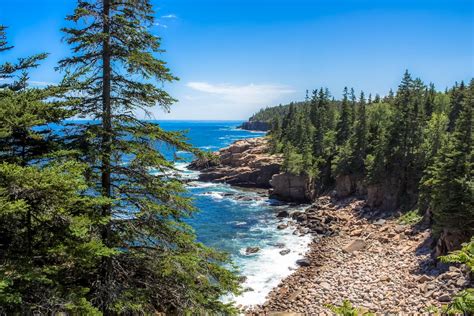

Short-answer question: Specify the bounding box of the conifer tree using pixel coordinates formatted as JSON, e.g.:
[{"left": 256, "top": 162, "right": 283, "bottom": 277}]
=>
[
  {"left": 336, "top": 87, "right": 352, "bottom": 146},
  {"left": 424, "top": 83, "right": 436, "bottom": 118},
  {"left": 448, "top": 81, "right": 466, "bottom": 132},
  {"left": 0, "top": 25, "right": 107, "bottom": 314},
  {"left": 349, "top": 87, "right": 357, "bottom": 125},
  {"left": 352, "top": 91, "right": 368, "bottom": 172},
  {"left": 58, "top": 1, "right": 239, "bottom": 313},
  {"left": 386, "top": 71, "right": 425, "bottom": 208},
  {"left": 424, "top": 79, "right": 473, "bottom": 242}
]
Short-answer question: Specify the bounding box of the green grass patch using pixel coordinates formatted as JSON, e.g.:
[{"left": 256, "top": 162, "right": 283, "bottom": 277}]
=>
[{"left": 398, "top": 209, "right": 422, "bottom": 225}]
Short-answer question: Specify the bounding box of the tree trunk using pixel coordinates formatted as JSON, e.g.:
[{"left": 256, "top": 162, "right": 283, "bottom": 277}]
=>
[{"left": 101, "top": 0, "right": 113, "bottom": 311}]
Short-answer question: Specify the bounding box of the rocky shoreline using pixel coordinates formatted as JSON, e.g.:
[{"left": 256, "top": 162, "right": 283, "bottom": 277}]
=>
[
  {"left": 246, "top": 196, "right": 472, "bottom": 314},
  {"left": 190, "top": 137, "right": 472, "bottom": 314}
]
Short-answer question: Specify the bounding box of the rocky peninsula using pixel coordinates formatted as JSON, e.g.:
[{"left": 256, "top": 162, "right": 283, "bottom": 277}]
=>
[
  {"left": 189, "top": 137, "right": 312, "bottom": 202},
  {"left": 189, "top": 137, "right": 472, "bottom": 314}
]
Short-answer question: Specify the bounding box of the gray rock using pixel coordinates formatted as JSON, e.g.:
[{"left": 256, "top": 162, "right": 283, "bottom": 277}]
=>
[
  {"left": 342, "top": 239, "right": 367, "bottom": 253},
  {"left": 438, "top": 294, "right": 451, "bottom": 302},
  {"left": 374, "top": 219, "right": 386, "bottom": 225},
  {"left": 280, "top": 249, "right": 291, "bottom": 256},
  {"left": 296, "top": 259, "right": 311, "bottom": 267},
  {"left": 245, "top": 247, "right": 260, "bottom": 255},
  {"left": 276, "top": 210, "right": 290, "bottom": 218},
  {"left": 277, "top": 223, "right": 288, "bottom": 230}
]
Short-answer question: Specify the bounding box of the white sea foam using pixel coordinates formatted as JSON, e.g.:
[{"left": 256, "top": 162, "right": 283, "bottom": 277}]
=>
[
  {"left": 173, "top": 162, "right": 200, "bottom": 180},
  {"left": 187, "top": 181, "right": 220, "bottom": 188},
  {"left": 225, "top": 217, "right": 312, "bottom": 308},
  {"left": 199, "top": 191, "right": 225, "bottom": 200}
]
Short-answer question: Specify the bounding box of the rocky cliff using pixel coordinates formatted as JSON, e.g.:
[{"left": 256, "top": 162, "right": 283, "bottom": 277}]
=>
[
  {"left": 189, "top": 138, "right": 311, "bottom": 202},
  {"left": 189, "top": 137, "right": 282, "bottom": 188},
  {"left": 238, "top": 120, "right": 270, "bottom": 131}
]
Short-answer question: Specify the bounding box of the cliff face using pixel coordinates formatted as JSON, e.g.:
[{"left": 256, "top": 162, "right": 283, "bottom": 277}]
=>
[
  {"left": 270, "top": 173, "right": 313, "bottom": 202},
  {"left": 189, "top": 137, "right": 282, "bottom": 188},
  {"left": 238, "top": 120, "right": 270, "bottom": 131},
  {"left": 189, "top": 138, "right": 312, "bottom": 203}
]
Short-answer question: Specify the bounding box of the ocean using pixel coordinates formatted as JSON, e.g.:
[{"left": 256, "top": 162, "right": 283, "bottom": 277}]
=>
[{"left": 157, "top": 121, "right": 311, "bottom": 307}]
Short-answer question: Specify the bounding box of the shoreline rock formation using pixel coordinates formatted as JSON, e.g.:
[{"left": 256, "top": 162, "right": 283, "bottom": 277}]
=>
[
  {"left": 246, "top": 196, "right": 472, "bottom": 314},
  {"left": 189, "top": 137, "right": 311, "bottom": 203},
  {"left": 189, "top": 137, "right": 281, "bottom": 188},
  {"left": 238, "top": 120, "right": 270, "bottom": 131},
  {"left": 190, "top": 137, "right": 472, "bottom": 314}
]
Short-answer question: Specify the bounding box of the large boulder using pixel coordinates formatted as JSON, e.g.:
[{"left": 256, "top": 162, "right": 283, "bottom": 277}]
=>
[{"left": 270, "top": 172, "right": 312, "bottom": 202}]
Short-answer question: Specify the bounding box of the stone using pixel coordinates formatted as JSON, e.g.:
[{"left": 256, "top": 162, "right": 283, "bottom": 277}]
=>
[
  {"left": 296, "top": 259, "right": 311, "bottom": 267},
  {"left": 276, "top": 210, "right": 290, "bottom": 218},
  {"left": 374, "top": 219, "right": 386, "bottom": 225},
  {"left": 394, "top": 225, "right": 406, "bottom": 233},
  {"left": 342, "top": 239, "right": 367, "bottom": 253},
  {"left": 319, "top": 281, "right": 331, "bottom": 290},
  {"left": 280, "top": 249, "right": 291, "bottom": 256},
  {"left": 277, "top": 223, "right": 288, "bottom": 230},
  {"left": 245, "top": 247, "right": 260, "bottom": 255},
  {"left": 437, "top": 294, "right": 451, "bottom": 302},
  {"left": 456, "top": 278, "right": 468, "bottom": 287},
  {"left": 350, "top": 229, "right": 363, "bottom": 237},
  {"left": 416, "top": 275, "right": 432, "bottom": 283}
]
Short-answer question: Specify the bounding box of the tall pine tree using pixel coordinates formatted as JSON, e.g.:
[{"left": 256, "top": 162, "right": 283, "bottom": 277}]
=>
[{"left": 58, "top": 1, "right": 239, "bottom": 313}]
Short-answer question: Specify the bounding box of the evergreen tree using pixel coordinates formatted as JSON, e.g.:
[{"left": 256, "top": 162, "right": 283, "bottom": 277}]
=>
[
  {"left": 349, "top": 87, "right": 357, "bottom": 126},
  {"left": 58, "top": 1, "right": 239, "bottom": 313},
  {"left": 0, "top": 26, "right": 47, "bottom": 90},
  {"left": 352, "top": 91, "right": 368, "bottom": 172},
  {"left": 448, "top": 81, "right": 466, "bottom": 132},
  {"left": 424, "top": 79, "right": 473, "bottom": 240},
  {"left": 424, "top": 83, "right": 436, "bottom": 118},
  {"left": 385, "top": 71, "right": 425, "bottom": 209},
  {"left": 0, "top": 26, "right": 107, "bottom": 314}
]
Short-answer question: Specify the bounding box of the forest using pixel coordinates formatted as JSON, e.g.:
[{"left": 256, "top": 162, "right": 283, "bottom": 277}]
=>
[{"left": 268, "top": 72, "right": 472, "bottom": 259}]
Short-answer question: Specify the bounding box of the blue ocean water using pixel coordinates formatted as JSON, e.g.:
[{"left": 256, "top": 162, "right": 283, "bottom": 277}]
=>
[{"left": 157, "top": 121, "right": 311, "bottom": 307}]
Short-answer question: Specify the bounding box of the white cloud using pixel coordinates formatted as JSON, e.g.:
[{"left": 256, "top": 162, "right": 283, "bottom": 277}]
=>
[
  {"left": 153, "top": 22, "right": 168, "bottom": 28},
  {"left": 29, "top": 80, "right": 57, "bottom": 87},
  {"left": 161, "top": 14, "right": 177, "bottom": 19},
  {"left": 186, "top": 82, "right": 295, "bottom": 105}
]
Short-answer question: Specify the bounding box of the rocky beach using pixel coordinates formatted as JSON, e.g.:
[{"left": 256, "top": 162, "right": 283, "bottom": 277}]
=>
[{"left": 190, "top": 136, "right": 473, "bottom": 314}]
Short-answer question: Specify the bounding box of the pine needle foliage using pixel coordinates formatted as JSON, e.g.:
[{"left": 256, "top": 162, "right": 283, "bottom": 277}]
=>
[{"left": 57, "top": 0, "right": 240, "bottom": 313}]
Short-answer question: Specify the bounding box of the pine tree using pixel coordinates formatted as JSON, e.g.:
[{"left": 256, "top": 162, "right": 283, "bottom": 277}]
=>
[
  {"left": 424, "top": 83, "right": 436, "bottom": 118},
  {"left": 0, "top": 26, "right": 47, "bottom": 90},
  {"left": 58, "top": 1, "right": 239, "bottom": 313},
  {"left": 336, "top": 87, "right": 351, "bottom": 146},
  {"left": 385, "top": 71, "right": 426, "bottom": 209},
  {"left": 448, "top": 81, "right": 466, "bottom": 132},
  {"left": 350, "top": 87, "right": 357, "bottom": 126},
  {"left": 352, "top": 91, "right": 368, "bottom": 172},
  {"left": 424, "top": 79, "right": 473, "bottom": 242},
  {"left": 0, "top": 26, "right": 107, "bottom": 314}
]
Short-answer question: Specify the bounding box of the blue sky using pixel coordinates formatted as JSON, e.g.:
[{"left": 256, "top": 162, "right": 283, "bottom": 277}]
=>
[{"left": 1, "top": 0, "right": 473, "bottom": 120}]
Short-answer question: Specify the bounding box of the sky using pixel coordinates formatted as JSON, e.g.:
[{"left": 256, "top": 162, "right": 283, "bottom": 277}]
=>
[{"left": 0, "top": 0, "right": 473, "bottom": 120}]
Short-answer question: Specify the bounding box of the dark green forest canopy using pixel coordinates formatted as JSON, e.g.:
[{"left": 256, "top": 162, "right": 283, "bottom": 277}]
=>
[{"left": 255, "top": 72, "right": 472, "bottom": 249}]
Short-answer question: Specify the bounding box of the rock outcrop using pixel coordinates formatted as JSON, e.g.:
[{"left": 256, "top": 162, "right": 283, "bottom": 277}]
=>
[
  {"left": 189, "top": 137, "right": 282, "bottom": 188},
  {"left": 335, "top": 174, "right": 366, "bottom": 198},
  {"left": 270, "top": 173, "right": 312, "bottom": 202},
  {"left": 238, "top": 120, "right": 270, "bottom": 131}
]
